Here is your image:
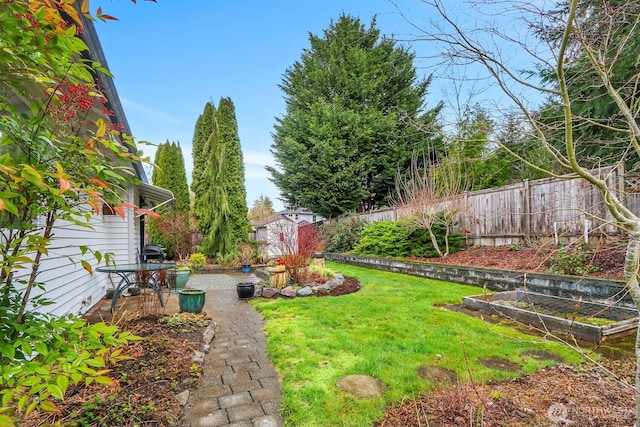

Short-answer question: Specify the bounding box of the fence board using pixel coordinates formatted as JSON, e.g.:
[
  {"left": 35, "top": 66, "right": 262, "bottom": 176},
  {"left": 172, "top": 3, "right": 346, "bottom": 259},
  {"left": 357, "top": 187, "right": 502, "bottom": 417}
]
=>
[{"left": 344, "top": 165, "right": 626, "bottom": 246}]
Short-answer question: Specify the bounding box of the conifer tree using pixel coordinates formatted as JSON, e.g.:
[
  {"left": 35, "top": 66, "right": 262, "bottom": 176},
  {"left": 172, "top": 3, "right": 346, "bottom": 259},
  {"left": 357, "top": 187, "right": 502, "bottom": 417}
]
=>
[
  {"left": 200, "top": 98, "right": 249, "bottom": 257},
  {"left": 268, "top": 14, "right": 441, "bottom": 217},
  {"left": 191, "top": 102, "right": 216, "bottom": 227},
  {"left": 248, "top": 195, "right": 275, "bottom": 222},
  {"left": 148, "top": 141, "right": 191, "bottom": 257}
]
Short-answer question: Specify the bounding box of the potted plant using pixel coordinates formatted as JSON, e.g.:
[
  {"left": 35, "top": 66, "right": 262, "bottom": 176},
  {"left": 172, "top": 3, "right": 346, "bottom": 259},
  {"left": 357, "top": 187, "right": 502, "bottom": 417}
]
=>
[
  {"left": 178, "top": 288, "right": 205, "bottom": 313},
  {"left": 174, "top": 264, "right": 192, "bottom": 290},
  {"left": 238, "top": 243, "right": 255, "bottom": 273}
]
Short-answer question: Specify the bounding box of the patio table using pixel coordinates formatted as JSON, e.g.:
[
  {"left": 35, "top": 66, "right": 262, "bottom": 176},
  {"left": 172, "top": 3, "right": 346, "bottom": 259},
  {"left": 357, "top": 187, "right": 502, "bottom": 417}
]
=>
[{"left": 96, "top": 263, "right": 176, "bottom": 312}]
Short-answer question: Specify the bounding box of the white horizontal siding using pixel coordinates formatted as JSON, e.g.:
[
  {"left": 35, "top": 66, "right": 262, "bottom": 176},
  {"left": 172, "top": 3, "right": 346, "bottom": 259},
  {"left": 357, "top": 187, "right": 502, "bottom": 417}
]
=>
[{"left": 24, "top": 185, "right": 141, "bottom": 316}]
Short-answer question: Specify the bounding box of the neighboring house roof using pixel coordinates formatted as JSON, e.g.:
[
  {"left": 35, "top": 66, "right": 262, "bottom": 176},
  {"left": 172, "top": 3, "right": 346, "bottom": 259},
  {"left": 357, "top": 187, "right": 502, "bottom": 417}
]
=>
[
  {"left": 255, "top": 213, "right": 295, "bottom": 228},
  {"left": 279, "top": 207, "right": 315, "bottom": 215}
]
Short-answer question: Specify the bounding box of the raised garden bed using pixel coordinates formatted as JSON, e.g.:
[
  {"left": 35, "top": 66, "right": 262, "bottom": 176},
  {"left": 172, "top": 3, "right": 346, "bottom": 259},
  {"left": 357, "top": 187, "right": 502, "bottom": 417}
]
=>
[{"left": 462, "top": 290, "right": 638, "bottom": 343}]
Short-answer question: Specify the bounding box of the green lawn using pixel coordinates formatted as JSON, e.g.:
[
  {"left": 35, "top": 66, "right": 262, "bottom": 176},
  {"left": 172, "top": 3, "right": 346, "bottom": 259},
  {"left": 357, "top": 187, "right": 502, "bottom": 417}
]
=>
[{"left": 250, "top": 262, "right": 584, "bottom": 426}]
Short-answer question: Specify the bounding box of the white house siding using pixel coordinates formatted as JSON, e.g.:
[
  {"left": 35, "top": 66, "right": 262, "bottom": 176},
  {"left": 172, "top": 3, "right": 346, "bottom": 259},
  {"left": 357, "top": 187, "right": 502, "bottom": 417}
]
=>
[
  {"left": 28, "top": 184, "right": 141, "bottom": 316},
  {"left": 263, "top": 217, "right": 299, "bottom": 258},
  {"left": 30, "top": 212, "right": 109, "bottom": 317},
  {"left": 107, "top": 184, "right": 140, "bottom": 265}
]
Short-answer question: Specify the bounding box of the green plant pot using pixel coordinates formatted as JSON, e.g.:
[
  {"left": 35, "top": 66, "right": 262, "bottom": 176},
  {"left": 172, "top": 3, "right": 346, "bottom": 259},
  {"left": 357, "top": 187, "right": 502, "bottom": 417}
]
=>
[
  {"left": 174, "top": 270, "right": 190, "bottom": 289},
  {"left": 178, "top": 289, "right": 206, "bottom": 313}
]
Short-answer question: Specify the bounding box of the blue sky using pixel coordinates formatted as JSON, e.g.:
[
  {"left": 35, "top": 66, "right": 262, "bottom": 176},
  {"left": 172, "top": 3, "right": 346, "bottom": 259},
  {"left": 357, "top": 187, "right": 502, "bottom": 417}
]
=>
[
  {"left": 90, "top": 0, "right": 444, "bottom": 212},
  {"left": 92, "top": 1, "right": 536, "bottom": 212}
]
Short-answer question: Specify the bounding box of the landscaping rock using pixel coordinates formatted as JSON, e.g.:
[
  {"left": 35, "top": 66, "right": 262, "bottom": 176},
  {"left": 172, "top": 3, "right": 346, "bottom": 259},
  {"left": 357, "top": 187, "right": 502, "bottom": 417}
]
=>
[
  {"left": 262, "top": 287, "right": 280, "bottom": 298},
  {"left": 191, "top": 350, "right": 204, "bottom": 363},
  {"left": 337, "top": 375, "right": 387, "bottom": 399},
  {"left": 297, "top": 286, "right": 313, "bottom": 297},
  {"left": 175, "top": 390, "right": 189, "bottom": 406},
  {"left": 325, "top": 279, "right": 340, "bottom": 290},
  {"left": 202, "top": 322, "right": 216, "bottom": 349},
  {"left": 311, "top": 283, "right": 331, "bottom": 293},
  {"left": 324, "top": 274, "right": 345, "bottom": 290},
  {"left": 280, "top": 286, "right": 297, "bottom": 298}
]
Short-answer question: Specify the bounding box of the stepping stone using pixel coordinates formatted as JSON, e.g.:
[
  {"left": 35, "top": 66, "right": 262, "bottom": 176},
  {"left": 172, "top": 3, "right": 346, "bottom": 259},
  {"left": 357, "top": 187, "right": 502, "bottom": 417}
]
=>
[
  {"left": 520, "top": 350, "right": 565, "bottom": 363},
  {"left": 175, "top": 390, "right": 189, "bottom": 406},
  {"left": 336, "top": 374, "right": 387, "bottom": 399},
  {"left": 417, "top": 365, "right": 458, "bottom": 384},
  {"left": 477, "top": 357, "right": 522, "bottom": 372}
]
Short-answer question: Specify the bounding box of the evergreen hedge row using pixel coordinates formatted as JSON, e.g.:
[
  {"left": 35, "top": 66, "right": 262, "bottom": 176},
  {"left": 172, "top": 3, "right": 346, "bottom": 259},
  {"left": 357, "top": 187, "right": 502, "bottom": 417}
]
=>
[{"left": 351, "top": 221, "right": 462, "bottom": 258}]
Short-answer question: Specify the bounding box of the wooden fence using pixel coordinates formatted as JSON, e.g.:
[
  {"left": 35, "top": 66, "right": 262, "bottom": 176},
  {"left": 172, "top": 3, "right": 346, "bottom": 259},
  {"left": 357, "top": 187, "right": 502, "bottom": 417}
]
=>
[{"left": 349, "top": 165, "right": 632, "bottom": 246}]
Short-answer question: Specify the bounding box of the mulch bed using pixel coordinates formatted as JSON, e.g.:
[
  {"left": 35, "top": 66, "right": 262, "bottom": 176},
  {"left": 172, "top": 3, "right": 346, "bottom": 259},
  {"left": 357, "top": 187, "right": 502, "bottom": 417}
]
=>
[
  {"left": 414, "top": 243, "right": 627, "bottom": 281},
  {"left": 377, "top": 361, "right": 636, "bottom": 427},
  {"left": 327, "top": 276, "right": 361, "bottom": 296},
  {"left": 19, "top": 316, "right": 208, "bottom": 427}
]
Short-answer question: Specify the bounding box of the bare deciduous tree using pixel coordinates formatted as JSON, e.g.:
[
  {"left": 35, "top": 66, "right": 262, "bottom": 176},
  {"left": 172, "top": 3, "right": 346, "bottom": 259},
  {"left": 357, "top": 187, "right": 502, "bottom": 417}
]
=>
[
  {"left": 399, "top": 0, "right": 640, "bottom": 419},
  {"left": 395, "top": 152, "right": 469, "bottom": 256}
]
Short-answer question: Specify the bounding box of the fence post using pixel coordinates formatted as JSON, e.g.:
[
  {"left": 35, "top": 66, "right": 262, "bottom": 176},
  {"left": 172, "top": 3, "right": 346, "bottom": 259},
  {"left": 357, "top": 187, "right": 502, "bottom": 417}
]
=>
[{"left": 524, "top": 180, "right": 531, "bottom": 240}]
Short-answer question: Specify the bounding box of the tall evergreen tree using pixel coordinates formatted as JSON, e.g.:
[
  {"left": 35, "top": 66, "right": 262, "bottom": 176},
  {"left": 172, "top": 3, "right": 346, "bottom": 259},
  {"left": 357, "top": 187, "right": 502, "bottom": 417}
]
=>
[
  {"left": 191, "top": 102, "right": 216, "bottom": 227},
  {"left": 536, "top": 0, "right": 640, "bottom": 170},
  {"left": 201, "top": 98, "right": 249, "bottom": 257},
  {"left": 170, "top": 142, "right": 190, "bottom": 212},
  {"left": 448, "top": 107, "right": 512, "bottom": 191},
  {"left": 268, "top": 14, "right": 442, "bottom": 218},
  {"left": 151, "top": 141, "right": 189, "bottom": 212},
  {"left": 148, "top": 141, "right": 190, "bottom": 256}
]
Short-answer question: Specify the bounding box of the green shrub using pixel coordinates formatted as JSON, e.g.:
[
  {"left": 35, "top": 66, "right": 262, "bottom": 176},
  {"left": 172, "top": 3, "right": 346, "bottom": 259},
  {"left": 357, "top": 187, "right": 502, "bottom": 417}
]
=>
[
  {"left": 352, "top": 221, "right": 461, "bottom": 258},
  {"left": 548, "top": 243, "right": 599, "bottom": 276},
  {"left": 308, "top": 264, "right": 336, "bottom": 278},
  {"left": 215, "top": 251, "right": 239, "bottom": 267},
  {"left": 0, "top": 288, "right": 138, "bottom": 419},
  {"left": 188, "top": 252, "right": 207, "bottom": 267},
  {"left": 321, "top": 215, "right": 367, "bottom": 252}
]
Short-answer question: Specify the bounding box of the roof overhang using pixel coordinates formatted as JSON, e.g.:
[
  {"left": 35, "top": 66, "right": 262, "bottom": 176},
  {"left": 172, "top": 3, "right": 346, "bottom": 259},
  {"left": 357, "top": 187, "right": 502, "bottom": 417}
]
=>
[{"left": 138, "top": 182, "right": 174, "bottom": 210}]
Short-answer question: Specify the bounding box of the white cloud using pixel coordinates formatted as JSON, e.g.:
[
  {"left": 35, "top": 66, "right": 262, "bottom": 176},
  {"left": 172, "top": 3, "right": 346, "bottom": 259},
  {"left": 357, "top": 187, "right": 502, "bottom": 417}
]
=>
[
  {"left": 244, "top": 163, "right": 271, "bottom": 180},
  {"left": 121, "top": 98, "right": 183, "bottom": 125},
  {"left": 244, "top": 150, "right": 274, "bottom": 166}
]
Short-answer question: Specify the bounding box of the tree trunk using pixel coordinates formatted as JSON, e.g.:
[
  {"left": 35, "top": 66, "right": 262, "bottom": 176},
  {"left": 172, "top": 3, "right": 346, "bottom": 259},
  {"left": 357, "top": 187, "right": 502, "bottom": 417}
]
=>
[
  {"left": 427, "top": 227, "right": 444, "bottom": 258},
  {"left": 623, "top": 235, "right": 640, "bottom": 423}
]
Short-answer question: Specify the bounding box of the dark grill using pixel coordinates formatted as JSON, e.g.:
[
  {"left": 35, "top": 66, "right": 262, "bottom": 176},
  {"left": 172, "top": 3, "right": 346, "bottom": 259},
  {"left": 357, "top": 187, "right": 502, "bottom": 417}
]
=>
[{"left": 143, "top": 244, "right": 165, "bottom": 262}]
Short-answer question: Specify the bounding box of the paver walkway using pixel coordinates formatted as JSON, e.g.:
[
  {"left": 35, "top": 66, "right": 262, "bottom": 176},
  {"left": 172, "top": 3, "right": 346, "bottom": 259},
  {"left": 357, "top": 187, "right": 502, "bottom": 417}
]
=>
[{"left": 182, "top": 274, "right": 284, "bottom": 427}]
